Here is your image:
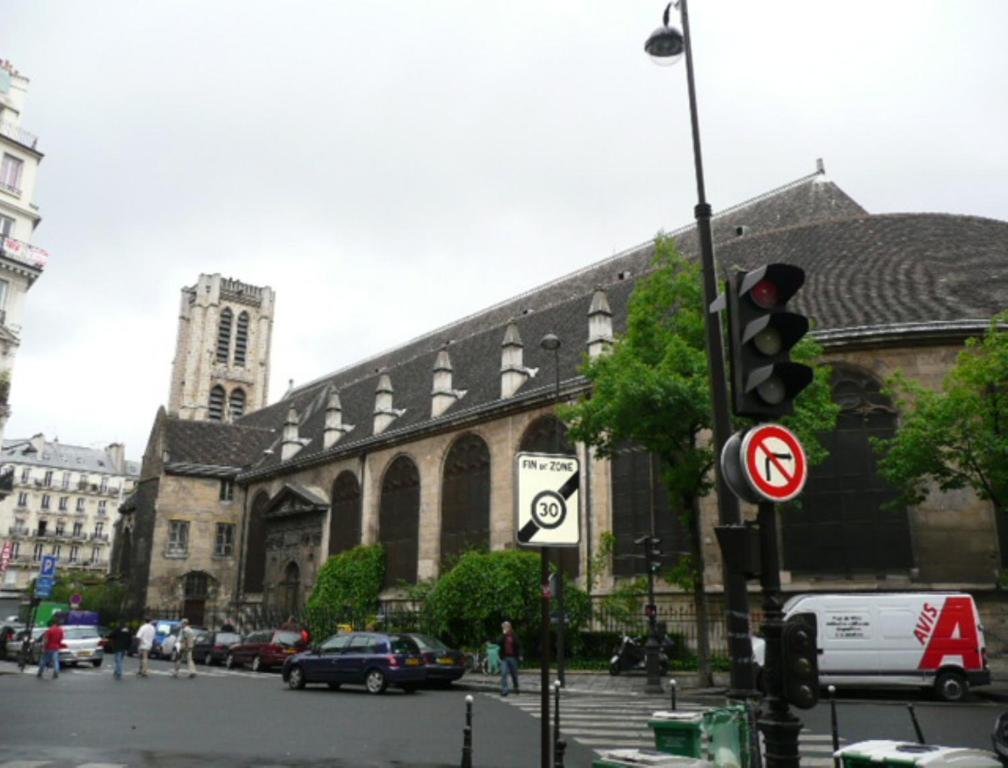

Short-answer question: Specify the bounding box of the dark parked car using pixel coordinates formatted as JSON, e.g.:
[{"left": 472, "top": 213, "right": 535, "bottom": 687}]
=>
[
  {"left": 282, "top": 632, "right": 426, "bottom": 694},
  {"left": 193, "top": 630, "right": 242, "bottom": 665},
  {"left": 402, "top": 633, "right": 465, "bottom": 686},
  {"left": 225, "top": 629, "right": 305, "bottom": 672}
]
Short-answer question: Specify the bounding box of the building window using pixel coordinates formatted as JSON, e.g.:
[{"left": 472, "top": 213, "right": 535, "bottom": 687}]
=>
[
  {"left": 216, "top": 307, "right": 233, "bottom": 363},
  {"left": 32, "top": 543, "right": 43, "bottom": 561},
  {"left": 43, "top": 470, "right": 53, "bottom": 487},
  {"left": 100, "top": 476, "right": 108, "bottom": 493},
  {"left": 53, "top": 544, "right": 62, "bottom": 558},
  {"left": 440, "top": 434, "right": 491, "bottom": 566},
  {"left": 97, "top": 500, "right": 107, "bottom": 515},
  {"left": 91, "top": 546, "right": 100, "bottom": 563},
  {"left": 69, "top": 545, "right": 79, "bottom": 563},
  {"left": 219, "top": 479, "right": 234, "bottom": 501},
  {"left": 20, "top": 467, "right": 29, "bottom": 483},
  {"left": 214, "top": 523, "right": 234, "bottom": 556},
  {"left": 167, "top": 520, "right": 189, "bottom": 555},
  {"left": 329, "top": 472, "right": 362, "bottom": 557},
  {"left": 208, "top": 385, "right": 225, "bottom": 421},
  {"left": 58, "top": 496, "right": 68, "bottom": 511},
  {"left": 0, "top": 154, "right": 23, "bottom": 194},
  {"left": 55, "top": 521, "right": 64, "bottom": 536},
  {"left": 37, "top": 520, "right": 47, "bottom": 536},
  {"left": 228, "top": 388, "right": 246, "bottom": 420},
  {"left": 41, "top": 494, "right": 50, "bottom": 510},
  {"left": 0, "top": 213, "right": 14, "bottom": 237},
  {"left": 61, "top": 472, "right": 70, "bottom": 489},
  {"left": 72, "top": 522, "right": 83, "bottom": 537},
  {"left": 234, "top": 311, "right": 249, "bottom": 367},
  {"left": 16, "top": 491, "right": 27, "bottom": 507},
  {"left": 379, "top": 455, "right": 420, "bottom": 587},
  {"left": 94, "top": 521, "right": 104, "bottom": 536},
  {"left": 11, "top": 541, "right": 19, "bottom": 558}
]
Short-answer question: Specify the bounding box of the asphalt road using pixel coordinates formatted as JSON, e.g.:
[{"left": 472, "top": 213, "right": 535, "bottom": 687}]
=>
[{"left": 0, "top": 656, "right": 595, "bottom": 767}]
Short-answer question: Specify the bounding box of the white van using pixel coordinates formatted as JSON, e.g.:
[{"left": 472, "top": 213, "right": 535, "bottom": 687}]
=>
[{"left": 752, "top": 592, "right": 990, "bottom": 702}]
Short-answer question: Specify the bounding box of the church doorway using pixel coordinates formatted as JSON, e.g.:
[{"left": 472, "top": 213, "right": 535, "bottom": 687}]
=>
[
  {"left": 281, "top": 562, "right": 301, "bottom": 616},
  {"left": 183, "top": 571, "right": 209, "bottom": 626}
]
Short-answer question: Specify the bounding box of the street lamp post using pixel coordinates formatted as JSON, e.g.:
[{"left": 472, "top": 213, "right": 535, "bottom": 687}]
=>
[
  {"left": 540, "top": 333, "right": 566, "bottom": 689},
  {"left": 644, "top": 0, "right": 756, "bottom": 700}
]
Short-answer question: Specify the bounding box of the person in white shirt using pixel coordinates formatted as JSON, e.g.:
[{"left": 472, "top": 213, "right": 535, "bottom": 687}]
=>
[
  {"left": 135, "top": 619, "right": 156, "bottom": 677},
  {"left": 172, "top": 618, "right": 197, "bottom": 679}
]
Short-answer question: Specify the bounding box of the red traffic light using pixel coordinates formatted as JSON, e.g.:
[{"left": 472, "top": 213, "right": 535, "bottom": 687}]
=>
[{"left": 750, "top": 279, "right": 779, "bottom": 309}]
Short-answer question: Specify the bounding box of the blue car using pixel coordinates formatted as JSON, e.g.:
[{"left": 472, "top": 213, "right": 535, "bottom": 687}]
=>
[
  {"left": 282, "top": 632, "right": 426, "bottom": 694},
  {"left": 150, "top": 619, "right": 181, "bottom": 659}
]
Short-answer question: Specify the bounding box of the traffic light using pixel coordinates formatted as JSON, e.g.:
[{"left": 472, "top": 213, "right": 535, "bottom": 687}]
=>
[
  {"left": 634, "top": 535, "right": 662, "bottom": 574},
  {"left": 781, "top": 612, "right": 820, "bottom": 709},
  {"left": 726, "top": 263, "right": 813, "bottom": 418}
]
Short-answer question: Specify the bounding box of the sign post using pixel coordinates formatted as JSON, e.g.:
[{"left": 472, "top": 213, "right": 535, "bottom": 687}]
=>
[{"left": 515, "top": 452, "right": 580, "bottom": 768}]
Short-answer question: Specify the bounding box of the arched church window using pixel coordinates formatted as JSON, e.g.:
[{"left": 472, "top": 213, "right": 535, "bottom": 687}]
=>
[
  {"left": 234, "top": 311, "right": 249, "bottom": 367},
  {"left": 379, "top": 455, "right": 420, "bottom": 588},
  {"left": 519, "top": 416, "right": 579, "bottom": 577},
  {"left": 440, "top": 433, "right": 490, "bottom": 566},
  {"left": 782, "top": 365, "right": 912, "bottom": 576},
  {"left": 329, "top": 471, "right": 362, "bottom": 557},
  {"left": 243, "top": 491, "right": 270, "bottom": 593},
  {"left": 610, "top": 444, "right": 689, "bottom": 577},
  {"left": 228, "top": 388, "right": 246, "bottom": 420},
  {"left": 208, "top": 386, "right": 225, "bottom": 422},
  {"left": 216, "top": 308, "right": 233, "bottom": 364}
]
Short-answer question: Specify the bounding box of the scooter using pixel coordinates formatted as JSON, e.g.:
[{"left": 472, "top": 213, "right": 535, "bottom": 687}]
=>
[{"left": 609, "top": 633, "right": 671, "bottom": 676}]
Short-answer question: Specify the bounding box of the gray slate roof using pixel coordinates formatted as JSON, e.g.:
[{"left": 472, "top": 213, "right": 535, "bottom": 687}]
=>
[
  {"left": 162, "top": 418, "right": 275, "bottom": 471},
  {"left": 223, "top": 168, "right": 1006, "bottom": 479},
  {"left": 1, "top": 438, "right": 140, "bottom": 477}
]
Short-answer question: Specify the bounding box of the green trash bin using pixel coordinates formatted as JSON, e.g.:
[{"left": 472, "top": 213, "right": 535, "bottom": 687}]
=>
[
  {"left": 484, "top": 642, "right": 501, "bottom": 675},
  {"left": 647, "top": 712, "right": 705, "bottom": 758}
]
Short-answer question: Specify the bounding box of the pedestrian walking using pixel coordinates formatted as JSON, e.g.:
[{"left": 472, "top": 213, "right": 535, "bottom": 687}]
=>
[
  {"left": 172, "top": 618, "right": 197, "bottom": 679},
  {"left": 496, "top": 620, "right": 521, "bottom": 696},
  {"left": 36, "top": 619, "right": 65, "bottom": 680},
  {"left": 109, "top": 621, "right": 131, "bottom": 680},
  {"left": 135, "top": 618, "right": 155, "bottom": 677}
]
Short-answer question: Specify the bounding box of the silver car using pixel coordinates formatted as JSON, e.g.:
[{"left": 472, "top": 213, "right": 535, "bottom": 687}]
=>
[{"left": 30, "top": 625, "right": 105, "bottom": 668}]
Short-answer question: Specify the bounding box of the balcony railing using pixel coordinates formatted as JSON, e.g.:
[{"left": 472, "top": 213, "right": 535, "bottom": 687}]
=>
[
  {"left": 90, "top": 532, "right": 109, "bottom": 542},
  {"left": 7, "top": 526, "right": 29, "bottom": 537},
  {"left": 0, "top": 121, "right": 39, "bottom": 149}
]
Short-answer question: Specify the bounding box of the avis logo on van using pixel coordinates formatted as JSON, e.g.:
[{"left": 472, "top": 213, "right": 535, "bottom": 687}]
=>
[{"left": 915, "top": 596, "right": 983, "bottom": 671}]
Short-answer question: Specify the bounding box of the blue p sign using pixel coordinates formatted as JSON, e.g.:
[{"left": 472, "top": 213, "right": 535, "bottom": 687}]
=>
[{"left": 40, "top": 554, "right": 57, "bottom": 577}]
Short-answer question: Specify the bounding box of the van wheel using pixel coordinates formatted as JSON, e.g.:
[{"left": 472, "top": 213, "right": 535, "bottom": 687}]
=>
[{"left": 935, "top": 671, "right": 968, "bottom": 702}]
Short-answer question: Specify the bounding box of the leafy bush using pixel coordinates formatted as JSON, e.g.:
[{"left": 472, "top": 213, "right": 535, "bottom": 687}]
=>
[
  {"left": 49, "top": 570, "right": 127, "bottom": 625},
  {"left": 305, "top": 544, "right": 384, "bottom": 639}
]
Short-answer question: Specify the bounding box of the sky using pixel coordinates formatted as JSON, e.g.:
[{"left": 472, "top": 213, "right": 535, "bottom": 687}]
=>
[{"left": 4, "top": 0, "right": 1007, "bottom": 460}]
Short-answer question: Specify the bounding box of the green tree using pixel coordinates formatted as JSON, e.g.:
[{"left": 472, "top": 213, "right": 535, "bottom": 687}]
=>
[
  {"left": 561, "top": 236, "right": 838, "bottom": 684},
  {"left": 873, "top": 313, "right": 1008, "bottom": 576},
  {"left": 305, "top": 544, "right": 384, "bottom": 638}
]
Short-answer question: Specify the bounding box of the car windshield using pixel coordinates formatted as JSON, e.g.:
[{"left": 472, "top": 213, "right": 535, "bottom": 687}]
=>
[
  {"left": 274, "top": 631, "right": 301, "bottom": 647},
  {"left": 216, "top": 632, "right": 241, "bottom": 645},
  {"left": 63, "top": 627, "right": 98, "bottom": 639},
  {"left": 409, "top": 634, "right": 449, "bottom": 652},
  {"left": 156, "top": 622, "right": 174, "bottom": 634}
]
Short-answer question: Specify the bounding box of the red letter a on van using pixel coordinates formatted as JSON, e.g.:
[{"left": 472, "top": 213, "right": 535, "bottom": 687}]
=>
[{"left": 918, "top": 596, "right": 981, "bottom": 671}]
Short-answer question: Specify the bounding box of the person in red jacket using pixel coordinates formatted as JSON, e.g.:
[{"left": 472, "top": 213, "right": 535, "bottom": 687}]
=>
[{"left": 37, "top": 619, "right": 65, "bottom": 680}]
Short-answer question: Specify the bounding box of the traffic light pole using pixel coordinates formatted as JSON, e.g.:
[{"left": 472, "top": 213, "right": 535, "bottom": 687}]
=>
[
  {"left": 644, "top": 549, "right": 662, "bottom": 694},
  {"left": 678, "top": 0, "right": 755, "bottom": 700},
  {"left": 540, "top": 546, "right": 551, "bottom": 768},
  {"left": 757, "top": 501, "right": 801, "bottom": 768}
]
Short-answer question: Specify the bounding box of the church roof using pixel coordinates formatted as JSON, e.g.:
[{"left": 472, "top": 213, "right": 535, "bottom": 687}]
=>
[
  {"left": 162, "top": 418, "right": 275, "bottom": 472},
  {"left": 235, "top": 166, "right": 1008, "bottom": 480}
]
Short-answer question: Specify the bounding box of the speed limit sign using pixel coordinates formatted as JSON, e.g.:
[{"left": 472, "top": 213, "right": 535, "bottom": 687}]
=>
[{"left": 515, "top": 452, "right": 580, "bottom": 547}]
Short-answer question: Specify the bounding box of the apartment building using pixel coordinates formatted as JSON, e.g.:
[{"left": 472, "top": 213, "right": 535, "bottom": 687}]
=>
[{"left": 0, "top": 434, "right": 139, "bottom": 595}]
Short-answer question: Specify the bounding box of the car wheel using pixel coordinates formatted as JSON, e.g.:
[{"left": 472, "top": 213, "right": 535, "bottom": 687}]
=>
[
  {"left": 287, "top": 665, "right": 306, "bottom": 690},
  {"left": 401, "top": 683, "right": 418, "bottom": 694},
  {"left": 365, "top": 668, "right": 387, "bottom": 694},
  {"left": 225, "top": 653, "right": 235, "bottom": 670},
  {"left": 327, "top": 682, "right": 341, "bottom": 690},
  {"left": 251, "top": 655, "right": 262, "bottom": 673},
  {"left": 935, "top": 671, "right": 968, "bottom": 702}
]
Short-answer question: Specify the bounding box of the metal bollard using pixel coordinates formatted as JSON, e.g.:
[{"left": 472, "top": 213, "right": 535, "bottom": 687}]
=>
[
  {"left": 828, "top": 685, "right": 840, "bottom": 768},
  {"left": 553, "top": 679, "right": 562, "bottom": 764},
  {"left": 554, "top": 738, "right": 567, "bottom": 768},
  {"left": 460, "top": 694, "right": 473, "bottom": 768},
  {"left": 669, "top": 678, "right": 677, "bottom": 711},
  {"left": 907, "top": 703, "right": 926, "bottom": 745}
]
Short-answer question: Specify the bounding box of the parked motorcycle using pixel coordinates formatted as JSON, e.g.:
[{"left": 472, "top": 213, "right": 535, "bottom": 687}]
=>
[{"left": 609, "top": 633, "right": 672, "bottom": 676}]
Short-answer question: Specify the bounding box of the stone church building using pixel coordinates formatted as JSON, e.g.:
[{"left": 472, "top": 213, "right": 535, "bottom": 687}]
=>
[{"left": 112, "top": 164, "right": 1008, "bottom": 639}]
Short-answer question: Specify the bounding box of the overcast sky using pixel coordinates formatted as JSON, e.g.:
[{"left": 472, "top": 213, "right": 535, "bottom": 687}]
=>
[{"left": 5, "top": 0, "right": 1007, "bottom": 460}]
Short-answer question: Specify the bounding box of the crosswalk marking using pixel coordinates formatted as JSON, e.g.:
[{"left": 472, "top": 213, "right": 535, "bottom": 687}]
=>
[
  {"left": 492, "top": 692, "right": 846, "bottom": 765},
  {"left": 0, "top": 763, "right": 126, "bottom": 768}
]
